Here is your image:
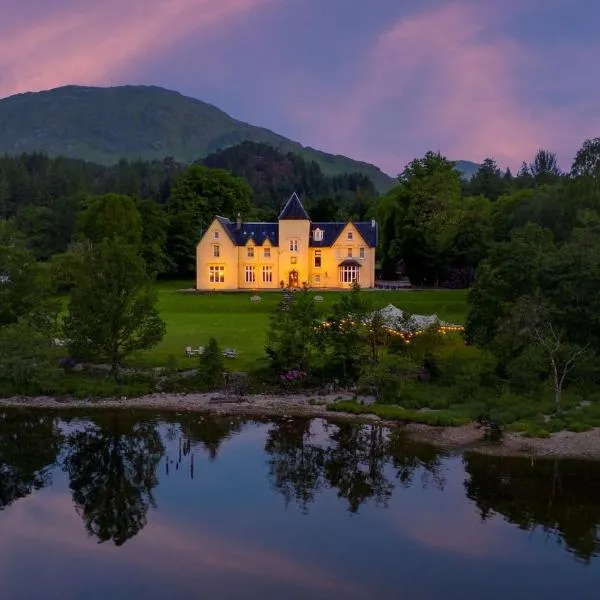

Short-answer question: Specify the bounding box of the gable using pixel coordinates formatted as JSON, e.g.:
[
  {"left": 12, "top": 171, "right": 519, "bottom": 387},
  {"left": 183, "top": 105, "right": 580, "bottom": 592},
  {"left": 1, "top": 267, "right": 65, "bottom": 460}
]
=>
[
  {"left": 198, "top": 217, "right": 235, "bottom": 247},
  {"left": 310, "top": 221, "right": 377, "bottom": 248}
]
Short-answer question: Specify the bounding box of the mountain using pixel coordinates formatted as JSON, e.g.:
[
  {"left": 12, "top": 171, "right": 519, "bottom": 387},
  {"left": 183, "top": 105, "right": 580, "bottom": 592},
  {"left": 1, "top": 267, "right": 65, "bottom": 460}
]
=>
[
  {"left": 455, "top": 160, "right": 481, "bottom": 179},
  {"left": 0, "top": 85, "right": 395, "bottom": 192}
]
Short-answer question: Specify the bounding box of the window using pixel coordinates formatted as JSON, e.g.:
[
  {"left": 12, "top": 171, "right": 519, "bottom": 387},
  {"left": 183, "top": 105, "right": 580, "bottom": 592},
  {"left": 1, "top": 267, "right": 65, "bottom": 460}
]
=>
[
  {"left": 313, "top": 228, "right": 323, "bottom": 242},
  {"left": 359, "top": 247, "right": 365, "bottom": 259},
  {"left": 212, "top": 244, "right": 220, "bottom": 258},
  {"left": 314, "top": 250, "right": 322, "bottom": 268},
  {"left": 247, "top": 246, "right": 254, "bottom": 258},
  {"left": 339, "top": 265, "right": 359, "bottom": 284},
  {"left": 290, "top": 256, "right": 297, "bottom": 264},
  {"left": 314, "top": 274, "right": 321, "bottom": 284},
  {"left": 347, "top": 247, "right": 353, "bottom": 258},
  {"left": 244, "top": 266, "right": 255, "bottom": 283},
  {"left": 213, "top": 230, "right": 219, "bottom": 240},
  {"left": 264, "top": 247, "right": 271, "bottom": 259},
  {"left": 262, "top": 265, "right": 273, "bottom": 283},
  {"left": 209, "top": 265, "right": 224, "bottom": 283},
  {"left": 289, "top": 239, "right": 298, "bottom": 252},
  {"left": 347, "top": 231, "right": 353, "bottom": 240}
]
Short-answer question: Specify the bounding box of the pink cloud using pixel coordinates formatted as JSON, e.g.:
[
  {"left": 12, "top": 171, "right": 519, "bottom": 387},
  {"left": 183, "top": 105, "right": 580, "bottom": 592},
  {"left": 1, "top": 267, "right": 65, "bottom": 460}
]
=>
[
  {"left": 0, "top": 492, "right": 362, "bottom": 597},
  {"left": 287, "top": 1, "right": 599, "bottom": 174},
  {"left": 0, "top": 0, "right": 268, "bottom": 99}
]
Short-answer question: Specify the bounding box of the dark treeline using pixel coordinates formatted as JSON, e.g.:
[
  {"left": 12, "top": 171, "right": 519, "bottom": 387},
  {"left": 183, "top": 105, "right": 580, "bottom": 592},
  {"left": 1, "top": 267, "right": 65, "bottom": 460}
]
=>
[{"left": 0, "top": 142, "right": 378, "bottom": 268}]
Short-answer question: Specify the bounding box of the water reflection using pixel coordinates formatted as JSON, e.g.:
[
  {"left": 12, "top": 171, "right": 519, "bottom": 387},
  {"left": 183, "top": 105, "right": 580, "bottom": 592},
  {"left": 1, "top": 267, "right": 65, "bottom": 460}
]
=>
[
  {"left": 0, "top": 409, "right": 62, "bottom": 510},
  {"left": 464, "top": 453, "right": 600, "bottom": 562},
  {"left": 265, "top": 419, "right": 447, "bottom": 513},
  {"left": 1, "top": 408, "right": 600, "bottom": 572},
  {"left": 63, "top": 414, "right": 164, "bottom": 546}
]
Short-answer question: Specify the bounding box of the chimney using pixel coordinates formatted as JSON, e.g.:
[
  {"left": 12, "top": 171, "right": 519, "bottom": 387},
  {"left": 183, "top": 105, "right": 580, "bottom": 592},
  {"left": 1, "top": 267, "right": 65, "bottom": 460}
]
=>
[
  {"left": 236, "top": 213, "right": 242, "bottom": 231},
  {"left": 371, "top": 219, "right": 376, "bottom": 229}
]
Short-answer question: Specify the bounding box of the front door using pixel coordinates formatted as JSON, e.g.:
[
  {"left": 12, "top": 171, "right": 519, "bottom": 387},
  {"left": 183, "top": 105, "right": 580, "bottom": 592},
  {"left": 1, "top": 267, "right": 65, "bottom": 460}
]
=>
[{"left": 288, "top": 270, "right": 299, "bottom": 288}]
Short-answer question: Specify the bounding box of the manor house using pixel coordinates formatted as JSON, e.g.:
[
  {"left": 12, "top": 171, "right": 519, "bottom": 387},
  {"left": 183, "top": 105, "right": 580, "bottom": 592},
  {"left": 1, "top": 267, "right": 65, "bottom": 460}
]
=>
[{"left": 196, "top": 193, "right": 377, "bottom": 290}]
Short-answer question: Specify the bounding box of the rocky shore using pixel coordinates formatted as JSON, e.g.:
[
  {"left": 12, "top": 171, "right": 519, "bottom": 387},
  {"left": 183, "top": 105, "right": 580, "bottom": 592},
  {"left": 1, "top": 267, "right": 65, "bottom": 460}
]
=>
[{"left": 2, "top": 392, "right": 600, "bottom": 460}]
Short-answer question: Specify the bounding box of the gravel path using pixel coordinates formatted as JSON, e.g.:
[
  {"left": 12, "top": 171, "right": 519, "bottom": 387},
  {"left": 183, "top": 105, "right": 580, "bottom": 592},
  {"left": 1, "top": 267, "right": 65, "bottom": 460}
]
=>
[{"left": 3, "top": 393, "right": 600, "bottom": 460}]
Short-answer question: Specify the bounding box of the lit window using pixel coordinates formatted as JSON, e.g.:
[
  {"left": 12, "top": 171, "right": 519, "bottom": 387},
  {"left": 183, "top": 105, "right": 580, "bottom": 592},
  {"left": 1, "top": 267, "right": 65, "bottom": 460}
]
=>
[
  {"left": 289, "top": 239, "right": 298, "bottom": 252},
  {"left": 290, "top": 256, "right": 297, "bottom": 264},
  {"left": 213, "top": 230, "right": 219, "bottom": 240},
  {"left": 247, "top": 246, "right": 254, "bottom": 258},
  {"left": 347, "top": 247, "right": 353, "bottom": 258},
  {"left": 313, "top": 228, "right": 323, "bottom": 242},
  {"left": 314, "top": 250, "right": 322, "bottom": 268},
  {"left": 264, "top": 247, "right": 271, "bottom": 259},
  {"left": 213, "top": 244, "right": 220, "bottom": 258},
  {"left": 347, "top": 231, "right": 353, "bottom": 240},
  {"left": 262, "top": 265, "right": 273, "bottom": 283},
  {"left": 209, "top": 265, "right": 224, "bottom": 283},
  {"left": 245, "top": 266, "right": 255, "bottom": 283},
  {"left": 315, "top": 274, "right": 321, "bottom": 284},
  {"left": 359, "top": 247, "right": 365, "bottom": 259},
  {"left": 339, "top": 265, "right": 359, "bottom": 283}
]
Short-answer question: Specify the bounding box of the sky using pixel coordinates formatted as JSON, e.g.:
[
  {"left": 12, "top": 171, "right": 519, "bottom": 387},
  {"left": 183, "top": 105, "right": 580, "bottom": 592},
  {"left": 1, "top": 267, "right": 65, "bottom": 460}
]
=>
[{"left": 1, "top": 0, "right": 598, "bottom": 176}]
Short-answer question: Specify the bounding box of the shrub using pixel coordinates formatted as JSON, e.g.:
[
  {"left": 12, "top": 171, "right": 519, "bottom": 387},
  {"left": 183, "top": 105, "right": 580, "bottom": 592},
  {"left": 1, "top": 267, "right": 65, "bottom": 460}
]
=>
[{"left": 196, "top": 337, "right": 225, "bottom": 391}]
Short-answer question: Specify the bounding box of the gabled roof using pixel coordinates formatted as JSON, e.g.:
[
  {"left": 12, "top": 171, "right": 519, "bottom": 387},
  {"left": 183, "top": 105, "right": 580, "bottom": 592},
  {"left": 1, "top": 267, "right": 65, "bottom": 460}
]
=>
[
  {"left": 309, "top": 222, "right": 377, "bottom": 248},
  {"left": 278, "top": 192, "right": 310, "bottom": 220},
  {"left": 208, "top": 217, "right": 279, "bottom": 246}
]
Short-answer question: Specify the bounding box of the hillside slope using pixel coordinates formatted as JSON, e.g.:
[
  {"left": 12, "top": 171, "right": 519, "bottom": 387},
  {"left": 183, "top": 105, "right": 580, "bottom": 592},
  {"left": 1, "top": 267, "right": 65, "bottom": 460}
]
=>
[{"left": 0, "top": 85, "right": 395, "bottom": 192}]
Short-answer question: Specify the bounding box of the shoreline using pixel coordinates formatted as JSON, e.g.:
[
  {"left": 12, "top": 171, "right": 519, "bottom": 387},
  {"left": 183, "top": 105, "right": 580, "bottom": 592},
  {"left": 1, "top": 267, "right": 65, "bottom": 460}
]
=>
[{"left": 2, "top": 392, "right": 600, "bottom": 460}]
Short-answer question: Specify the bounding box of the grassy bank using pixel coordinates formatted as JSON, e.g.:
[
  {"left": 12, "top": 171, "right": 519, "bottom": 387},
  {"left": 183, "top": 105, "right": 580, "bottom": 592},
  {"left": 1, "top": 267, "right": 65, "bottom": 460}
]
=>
[{"left": 128, "top": 281, "right": 468, "bottom": 371}]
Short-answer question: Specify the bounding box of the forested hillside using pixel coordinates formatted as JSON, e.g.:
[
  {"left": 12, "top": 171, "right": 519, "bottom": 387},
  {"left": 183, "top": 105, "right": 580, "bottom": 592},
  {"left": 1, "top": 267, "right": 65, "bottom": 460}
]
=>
[{"left": 0, "top": 85, "right": 395, "bottom": 192}]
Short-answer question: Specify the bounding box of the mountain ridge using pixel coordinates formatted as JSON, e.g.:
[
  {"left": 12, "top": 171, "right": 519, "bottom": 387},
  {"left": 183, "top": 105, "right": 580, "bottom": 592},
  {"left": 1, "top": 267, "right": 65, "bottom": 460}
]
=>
[{"left": 0, "top": 84, "right": 481, "bottom": 190}]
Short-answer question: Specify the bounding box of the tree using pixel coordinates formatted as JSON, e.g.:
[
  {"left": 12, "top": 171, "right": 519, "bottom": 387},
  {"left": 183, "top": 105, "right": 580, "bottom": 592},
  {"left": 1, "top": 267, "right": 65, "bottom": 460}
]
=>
[
  {"left": 265, "top": 286, "right": 323, "bottom": 378},
  {"left": 166, "top": 165, "right": 252, "bottom": 276},
  {"left": 467, "top": 158, "right": 510, "bottom": 201},
  {"left": 571, "top": 137, "right": 600, "bottom": 190},
  {"left": 376, "top": 152, "right": 463, "bottom": 285},
  {"left": 0, "top": 321, "right": 57, "bottom": 390},
  {"left": 196, "top": 337, "right": 224, "bottom": 391},
  {"left": 63, "top": 237, "right": 166, "bottom": 375},
  {"left": 77, "top": 193, "right": 143, "bottom": 247},
  {"left": 322, "top": 283, "right": 373, "bottom": 382},
  {"left": 136, "top": 198, "right": 170, "bottom": 276},
  {"left": 529, "top": 149, "right": 561, "bottom": 185},
  {"left": 0, "top": 221, "right": 57, "bottom": 328}
]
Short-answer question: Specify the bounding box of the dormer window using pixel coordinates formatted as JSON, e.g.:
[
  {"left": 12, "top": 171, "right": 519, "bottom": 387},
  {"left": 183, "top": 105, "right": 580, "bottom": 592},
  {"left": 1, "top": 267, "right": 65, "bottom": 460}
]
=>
[
  {"left": 347, "top": 231, "right": 353, "bottom": 240},
  {"left": 313, "top": 228, "right": 324, "bottom": 242},
  {"left": 247, "top": 246, "right": 254, "bottom": 258}
]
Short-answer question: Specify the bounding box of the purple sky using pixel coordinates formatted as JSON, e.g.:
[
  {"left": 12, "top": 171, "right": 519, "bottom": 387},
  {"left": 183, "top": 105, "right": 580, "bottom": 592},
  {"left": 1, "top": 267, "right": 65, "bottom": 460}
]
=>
[{"left": 1, "top": 0, "right": 598, "bottom": 175}]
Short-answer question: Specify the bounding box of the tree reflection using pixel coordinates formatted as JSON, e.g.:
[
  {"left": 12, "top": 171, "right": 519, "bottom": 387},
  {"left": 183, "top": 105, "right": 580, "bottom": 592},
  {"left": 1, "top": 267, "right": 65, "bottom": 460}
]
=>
[
  {"left": 265, "top": 419, "right": 447, "bottom": 514},
  {"left": 463, "top": 453, "right": 600, "bottom": 562},
  {"left": 179, "top": 415, "right": 245, "bottom": 461},
  {"left": 63, "top": 414, "right": 164, "bottom": 546},
  {"left": 0, "top": 409, "right": 62, "bottom": 510},
  {"left": 325, "top": 424, "right": 394, "bottom": 512},
  {"left": 265, "top": 419, "right": 326, "bottom": 511}
]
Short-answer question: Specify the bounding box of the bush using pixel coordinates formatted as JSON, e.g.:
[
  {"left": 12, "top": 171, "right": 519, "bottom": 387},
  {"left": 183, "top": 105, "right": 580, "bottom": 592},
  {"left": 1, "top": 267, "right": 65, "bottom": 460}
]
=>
[{"left": 196, "top": 338, "right": 225, "bottom": 391}]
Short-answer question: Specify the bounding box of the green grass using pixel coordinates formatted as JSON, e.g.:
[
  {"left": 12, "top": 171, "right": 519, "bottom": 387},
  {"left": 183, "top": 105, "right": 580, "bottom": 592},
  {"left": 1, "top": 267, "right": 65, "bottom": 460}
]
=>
[
  {"left": 128, "top": 281, "right": 468, "bottom": 371},
  {"left": 328, "top": 401, "right": 471, "bottom": 427}
]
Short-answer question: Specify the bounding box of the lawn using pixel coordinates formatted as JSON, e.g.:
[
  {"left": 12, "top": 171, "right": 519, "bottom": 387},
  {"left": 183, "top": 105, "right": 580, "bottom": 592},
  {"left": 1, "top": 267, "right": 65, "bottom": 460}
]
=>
[{"left": 129, "top": 281, "right": 469, "bottom": 371}]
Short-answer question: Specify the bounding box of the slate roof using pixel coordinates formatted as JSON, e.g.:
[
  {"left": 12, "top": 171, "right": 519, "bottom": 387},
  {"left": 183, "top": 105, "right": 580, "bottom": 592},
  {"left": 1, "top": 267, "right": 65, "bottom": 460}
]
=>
[
  {"left": 214, "top": 217, "right": 279, "bottom": 246},
  {"left": 309, "top": 222, "right": 377, "bottom": 248},
  {"left": 278, "top": 192, "right": 310, "bottom": 220},
  {"left": 205, "top": 193, "right": 378, "bottom": 248}
]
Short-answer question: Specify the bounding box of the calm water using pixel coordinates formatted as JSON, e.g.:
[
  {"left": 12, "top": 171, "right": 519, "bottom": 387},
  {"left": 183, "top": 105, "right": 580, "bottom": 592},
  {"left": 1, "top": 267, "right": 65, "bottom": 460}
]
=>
[{"left": 1, "top": 410, "right": 600, "bottom": 599}]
